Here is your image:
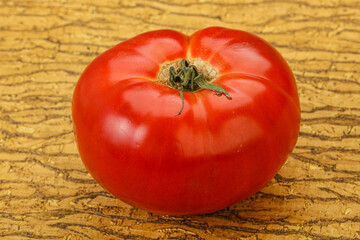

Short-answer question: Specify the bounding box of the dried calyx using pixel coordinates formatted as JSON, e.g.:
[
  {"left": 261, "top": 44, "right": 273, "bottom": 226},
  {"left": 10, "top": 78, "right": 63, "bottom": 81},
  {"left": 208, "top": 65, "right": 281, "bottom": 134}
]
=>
[{"left": 157, "top": 59, "right": 232, "bottom": 115}]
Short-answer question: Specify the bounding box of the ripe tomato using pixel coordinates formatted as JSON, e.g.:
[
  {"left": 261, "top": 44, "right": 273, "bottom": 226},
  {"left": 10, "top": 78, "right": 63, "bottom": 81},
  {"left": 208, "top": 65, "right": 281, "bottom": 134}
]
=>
[{"left": 72, "top": 27, "right": 300, "bottom": 215}]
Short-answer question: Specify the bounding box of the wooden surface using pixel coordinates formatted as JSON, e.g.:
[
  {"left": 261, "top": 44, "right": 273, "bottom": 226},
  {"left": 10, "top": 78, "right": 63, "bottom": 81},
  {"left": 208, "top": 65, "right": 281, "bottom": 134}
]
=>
[{"left": 1, "top": 0, "right": 360, "bottom": 239}]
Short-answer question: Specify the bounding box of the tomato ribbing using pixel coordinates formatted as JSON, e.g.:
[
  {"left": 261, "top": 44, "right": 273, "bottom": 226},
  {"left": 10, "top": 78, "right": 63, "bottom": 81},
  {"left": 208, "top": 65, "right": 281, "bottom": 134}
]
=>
[{"left": 72, "top": 27, "right": 301, "bottom": 215}]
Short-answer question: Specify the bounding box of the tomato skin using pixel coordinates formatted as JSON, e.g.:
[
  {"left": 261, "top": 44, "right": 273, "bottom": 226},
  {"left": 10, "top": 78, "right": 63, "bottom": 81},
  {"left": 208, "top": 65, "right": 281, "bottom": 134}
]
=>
[{"left": 72, "top": 27, "right": 300, "bottom": 215}]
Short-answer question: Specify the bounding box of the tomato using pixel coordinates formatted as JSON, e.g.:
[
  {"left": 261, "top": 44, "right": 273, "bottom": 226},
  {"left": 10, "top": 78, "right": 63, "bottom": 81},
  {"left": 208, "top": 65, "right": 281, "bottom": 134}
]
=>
[{"left": 72, "top": 27, "right": 300, "bottom": 215}]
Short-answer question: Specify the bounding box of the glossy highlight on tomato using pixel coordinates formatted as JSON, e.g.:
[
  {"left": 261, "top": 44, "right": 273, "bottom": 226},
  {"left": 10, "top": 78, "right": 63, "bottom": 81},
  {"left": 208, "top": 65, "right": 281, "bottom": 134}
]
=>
[{"left": 72, "top": 27, "right": 301, "bottom": 215}]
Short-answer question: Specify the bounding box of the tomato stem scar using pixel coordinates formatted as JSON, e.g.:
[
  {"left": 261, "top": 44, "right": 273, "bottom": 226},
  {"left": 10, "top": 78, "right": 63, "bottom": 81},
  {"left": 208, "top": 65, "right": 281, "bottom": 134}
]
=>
[{"left": 169, "top": 59, "right": 232, "bottom": 115}]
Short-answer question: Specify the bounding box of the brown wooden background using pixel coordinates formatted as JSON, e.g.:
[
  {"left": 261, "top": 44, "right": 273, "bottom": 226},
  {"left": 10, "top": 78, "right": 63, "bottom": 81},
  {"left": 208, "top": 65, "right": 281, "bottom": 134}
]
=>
[{"left": 1, "top": 0, "right": 359, "bottom": 239}]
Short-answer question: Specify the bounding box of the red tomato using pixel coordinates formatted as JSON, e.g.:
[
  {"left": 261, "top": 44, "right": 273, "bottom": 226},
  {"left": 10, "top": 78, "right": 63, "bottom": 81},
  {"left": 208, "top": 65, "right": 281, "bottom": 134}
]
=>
[{"left": 72, "top": 27, "right": 300, "bottom": 215}]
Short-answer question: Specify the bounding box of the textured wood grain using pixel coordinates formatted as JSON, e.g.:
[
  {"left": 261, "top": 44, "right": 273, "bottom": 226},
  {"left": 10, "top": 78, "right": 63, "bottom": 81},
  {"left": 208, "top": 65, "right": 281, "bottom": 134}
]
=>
[{"left": 1, "top": 0, "right": 360, "bottom": 239}]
